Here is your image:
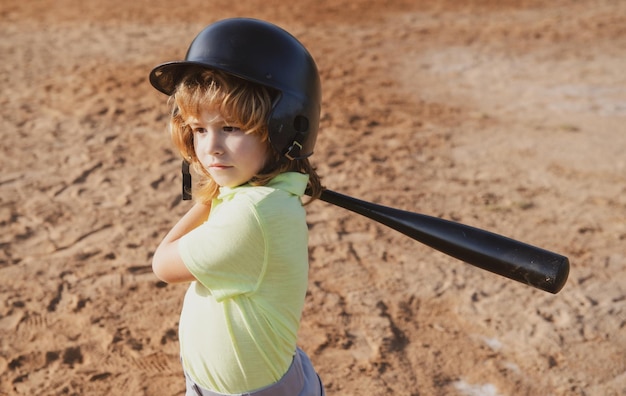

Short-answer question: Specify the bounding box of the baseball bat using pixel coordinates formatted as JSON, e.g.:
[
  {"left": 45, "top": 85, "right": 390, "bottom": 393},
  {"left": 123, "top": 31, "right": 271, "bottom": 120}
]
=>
[{"left": 318, "top": 189, "right": 569, "bottom": 294}]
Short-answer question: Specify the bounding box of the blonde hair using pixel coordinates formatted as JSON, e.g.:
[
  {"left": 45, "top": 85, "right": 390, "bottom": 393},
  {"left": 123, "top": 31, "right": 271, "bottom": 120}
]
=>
[{"left": 168, "top": 68, "right": 322, "bottom": 204}]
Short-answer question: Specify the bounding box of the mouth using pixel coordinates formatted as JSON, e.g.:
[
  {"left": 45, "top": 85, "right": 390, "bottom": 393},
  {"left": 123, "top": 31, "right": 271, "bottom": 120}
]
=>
[{"left": 208, "top": 163, "right": 232, "bottom": 170}]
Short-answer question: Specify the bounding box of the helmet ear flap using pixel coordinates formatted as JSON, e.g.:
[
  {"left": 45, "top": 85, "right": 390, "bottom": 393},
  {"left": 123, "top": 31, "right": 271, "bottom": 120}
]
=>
[{"left": 267, "top": 89, "right": 320, "bottom": 160}]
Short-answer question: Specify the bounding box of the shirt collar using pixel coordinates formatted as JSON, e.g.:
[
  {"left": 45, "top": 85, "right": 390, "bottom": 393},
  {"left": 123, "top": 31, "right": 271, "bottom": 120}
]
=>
[{"left": 216, "top": 172, "right": 309, "bottom": 201}]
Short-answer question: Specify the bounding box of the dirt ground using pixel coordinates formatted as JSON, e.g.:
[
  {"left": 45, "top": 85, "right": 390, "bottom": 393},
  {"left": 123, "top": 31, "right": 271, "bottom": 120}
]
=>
[{"left": 1, "top": 0, "right": 625, "bottom": 395}]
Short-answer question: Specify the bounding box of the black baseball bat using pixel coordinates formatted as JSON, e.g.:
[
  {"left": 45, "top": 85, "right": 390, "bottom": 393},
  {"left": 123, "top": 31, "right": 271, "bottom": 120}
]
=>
[{"left": 318, "top": 189, "right": 569, "bottom": 294}]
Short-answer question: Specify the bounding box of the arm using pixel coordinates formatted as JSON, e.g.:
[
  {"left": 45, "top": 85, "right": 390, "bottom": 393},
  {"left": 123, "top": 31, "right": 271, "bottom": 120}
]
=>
[{"left": 152, "top": 202, "right": 211, "bottom": 283}]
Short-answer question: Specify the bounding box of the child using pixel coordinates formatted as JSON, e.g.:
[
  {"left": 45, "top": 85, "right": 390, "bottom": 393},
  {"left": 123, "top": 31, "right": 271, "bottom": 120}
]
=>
[{"left": 149, "top": 18, "right": 326, "bottom": 396}]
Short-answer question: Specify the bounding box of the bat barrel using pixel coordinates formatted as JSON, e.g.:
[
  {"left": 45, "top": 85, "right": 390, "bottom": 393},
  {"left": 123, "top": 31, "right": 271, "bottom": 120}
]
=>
[{"left": 318, "top": 189, "right": 570, "bottom": 294}]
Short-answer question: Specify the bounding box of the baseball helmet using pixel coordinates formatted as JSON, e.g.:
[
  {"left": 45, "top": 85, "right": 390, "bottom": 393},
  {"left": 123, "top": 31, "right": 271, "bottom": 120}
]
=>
[{"left": 149, "top": 18, "right": 321, "bottom": 160}]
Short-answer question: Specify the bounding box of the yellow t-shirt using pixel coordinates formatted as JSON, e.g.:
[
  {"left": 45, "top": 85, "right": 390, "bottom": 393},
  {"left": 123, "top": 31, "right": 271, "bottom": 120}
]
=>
[{"left": 178, "top": 172, "right": 310, "bottom": 393}]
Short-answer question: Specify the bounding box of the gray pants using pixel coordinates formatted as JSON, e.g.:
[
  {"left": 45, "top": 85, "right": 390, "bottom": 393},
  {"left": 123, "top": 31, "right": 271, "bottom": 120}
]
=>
[{"left": 185, "top": 348, "right": 325, "bottom": 396}]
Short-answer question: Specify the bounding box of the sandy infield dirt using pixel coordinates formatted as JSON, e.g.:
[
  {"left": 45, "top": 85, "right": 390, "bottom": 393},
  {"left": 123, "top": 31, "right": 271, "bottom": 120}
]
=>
[{"left": 1, "top": 0, "right": 625, "bottom": 395}]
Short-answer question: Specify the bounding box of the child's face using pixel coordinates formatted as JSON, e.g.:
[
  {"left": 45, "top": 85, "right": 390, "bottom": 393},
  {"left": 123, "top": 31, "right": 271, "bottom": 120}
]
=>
[{"left": 188, "top": 108, "right": 269, "bottom": 188}]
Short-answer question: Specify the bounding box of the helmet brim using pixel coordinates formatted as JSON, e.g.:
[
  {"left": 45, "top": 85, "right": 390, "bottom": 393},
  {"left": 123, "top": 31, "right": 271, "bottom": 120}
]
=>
[{"left": 149, "top": 61, "right": 224, "bottom": 96}]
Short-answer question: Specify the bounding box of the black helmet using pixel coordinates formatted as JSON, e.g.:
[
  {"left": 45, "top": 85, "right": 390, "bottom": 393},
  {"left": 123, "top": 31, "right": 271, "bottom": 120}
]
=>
[{"left": 149, "top": 18, "right": 321, "bottom": 160}]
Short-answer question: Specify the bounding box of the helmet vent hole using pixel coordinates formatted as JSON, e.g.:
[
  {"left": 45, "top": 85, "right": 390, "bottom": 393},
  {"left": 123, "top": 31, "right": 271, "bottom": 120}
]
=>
[{"left": 293, "top": 115, "right": 309, "bottom": 133}]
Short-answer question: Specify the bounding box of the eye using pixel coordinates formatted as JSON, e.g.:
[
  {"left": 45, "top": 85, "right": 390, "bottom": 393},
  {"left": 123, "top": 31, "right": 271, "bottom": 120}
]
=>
[
  {"left": 192, "top": 127, "right": 207, "bottom": 134},
  {"left": 222, "top": 126, "right": 241, "bottom": 133}
]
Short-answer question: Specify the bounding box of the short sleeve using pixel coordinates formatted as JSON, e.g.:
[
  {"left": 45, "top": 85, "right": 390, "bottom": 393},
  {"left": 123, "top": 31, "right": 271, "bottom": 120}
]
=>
[{"left": 178, "top": 197, "right": 266, "bottom": 301}]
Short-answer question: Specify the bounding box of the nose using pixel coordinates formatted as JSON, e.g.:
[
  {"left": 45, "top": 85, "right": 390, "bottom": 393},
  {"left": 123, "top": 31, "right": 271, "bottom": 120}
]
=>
[{"left": 200, "top": 128, "right": 224, "bottom": 156}]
